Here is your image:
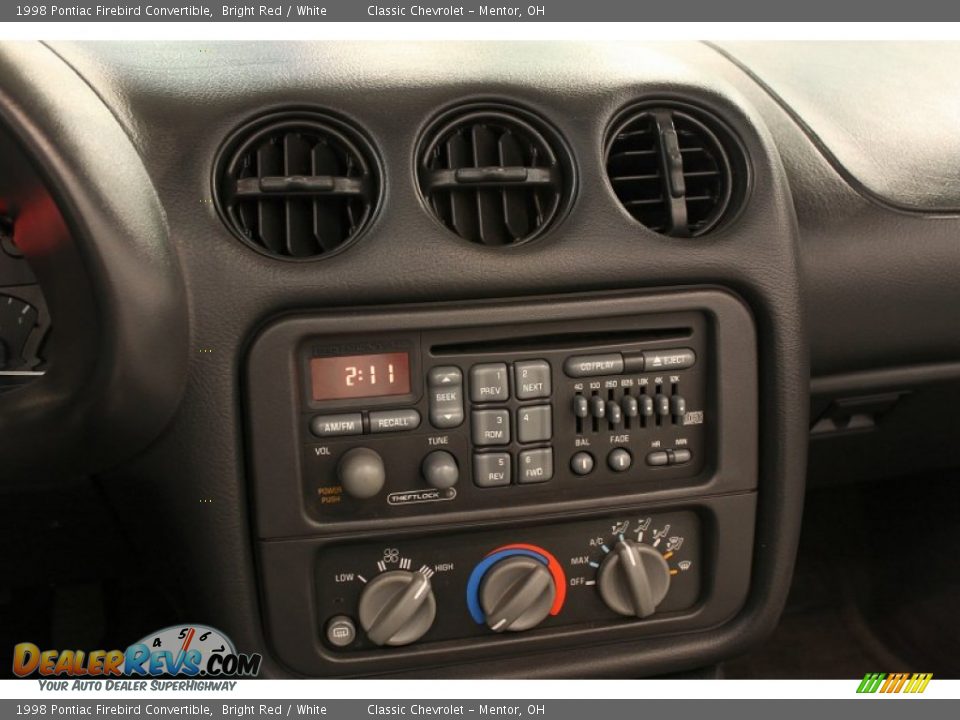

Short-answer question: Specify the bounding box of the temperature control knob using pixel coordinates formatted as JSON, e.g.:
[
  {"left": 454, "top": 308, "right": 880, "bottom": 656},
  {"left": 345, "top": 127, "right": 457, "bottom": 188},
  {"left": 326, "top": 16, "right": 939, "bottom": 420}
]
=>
[
  {"left": 479, "top": 556, "right": 556, "bottom": 632},
  {"left": 596, "top": 540, "right": 671, "bottom": 618},
  {"left": 357, "top": 570, "right": 436, "bottom": 647},
  {"left": 338, "top": 447, "right": 386, "bottom": 499}
]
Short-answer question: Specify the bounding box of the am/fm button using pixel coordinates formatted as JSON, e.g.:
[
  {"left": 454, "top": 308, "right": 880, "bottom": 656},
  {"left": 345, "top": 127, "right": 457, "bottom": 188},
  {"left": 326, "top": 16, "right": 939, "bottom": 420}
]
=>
[{"left": 310, "top": 413, "right": 363, "bottom": 438}]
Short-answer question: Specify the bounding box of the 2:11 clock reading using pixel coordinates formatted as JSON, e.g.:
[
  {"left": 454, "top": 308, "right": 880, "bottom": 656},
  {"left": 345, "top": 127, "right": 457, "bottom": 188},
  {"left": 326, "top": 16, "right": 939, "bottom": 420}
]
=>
[{"left": 310, "top": 352, "right": 412, "bottom": 401}]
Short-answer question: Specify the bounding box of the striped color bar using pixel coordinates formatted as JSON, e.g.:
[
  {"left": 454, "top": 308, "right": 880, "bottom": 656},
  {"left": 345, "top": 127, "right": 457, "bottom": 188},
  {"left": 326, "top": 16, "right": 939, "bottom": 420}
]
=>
[{"left": 857, "top": 673, "right": 933, "bottom": 694}]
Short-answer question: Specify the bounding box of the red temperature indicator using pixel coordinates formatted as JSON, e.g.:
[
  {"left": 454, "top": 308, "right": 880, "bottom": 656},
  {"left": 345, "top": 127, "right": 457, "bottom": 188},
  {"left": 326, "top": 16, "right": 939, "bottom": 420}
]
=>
[{"left": 310, "top": 352, "right": 411, "bottom": 401}]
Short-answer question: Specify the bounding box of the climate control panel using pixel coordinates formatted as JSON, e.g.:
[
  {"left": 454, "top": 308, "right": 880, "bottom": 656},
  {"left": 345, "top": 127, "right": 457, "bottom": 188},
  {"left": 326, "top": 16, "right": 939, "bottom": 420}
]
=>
[{"left": 315, "top": 510, "right": 701, "bottom": 651}]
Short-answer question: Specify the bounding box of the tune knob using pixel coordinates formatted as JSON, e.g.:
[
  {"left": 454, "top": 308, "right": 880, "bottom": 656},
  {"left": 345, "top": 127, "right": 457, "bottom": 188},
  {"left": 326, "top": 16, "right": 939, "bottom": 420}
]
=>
[
  {"left": 596, "top": 540, "right": 671, "bottom": 618},
  {"left": 357, "top": 570, "right": 436, "bottom": 647},
  {"left": 479, "top": 556, "right": 556, "bottom": 632},
  {"left": 422, "top": 450, "right": 459, "bottom": 489},
  {"left": 337, "top": 447, "right": 386, "bottom": 499}
]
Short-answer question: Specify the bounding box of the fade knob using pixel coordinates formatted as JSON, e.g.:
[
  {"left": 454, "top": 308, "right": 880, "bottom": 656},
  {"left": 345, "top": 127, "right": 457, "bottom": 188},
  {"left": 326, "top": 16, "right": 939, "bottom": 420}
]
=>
[
  {"left": 479, "top": 556, "right": 556, "bottom": 632},
  {"left": 337, "top": 447, "right": 385, "bottom": 499},
  {"left": 357, "top": 570, "right": 436, "bottom": 647},
  {"left": 596, "top": 540, "right": 671, "bottom": 618}
]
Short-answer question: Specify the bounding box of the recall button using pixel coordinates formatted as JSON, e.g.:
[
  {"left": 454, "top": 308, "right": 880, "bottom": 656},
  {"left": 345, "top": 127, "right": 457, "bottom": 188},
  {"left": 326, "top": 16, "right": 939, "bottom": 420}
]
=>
[{"left": 369, "top": 409, "right": 422, "bottom": 433}]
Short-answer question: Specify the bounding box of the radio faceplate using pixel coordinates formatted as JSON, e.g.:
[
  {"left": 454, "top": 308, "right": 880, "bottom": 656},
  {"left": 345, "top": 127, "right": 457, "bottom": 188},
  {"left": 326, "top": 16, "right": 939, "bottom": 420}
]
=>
[
  {"left": 297, "top": 313, "right": 710, "bottom": 523},
  {"left": 247, "top": 290, "right": 758, "bottom": 539}
]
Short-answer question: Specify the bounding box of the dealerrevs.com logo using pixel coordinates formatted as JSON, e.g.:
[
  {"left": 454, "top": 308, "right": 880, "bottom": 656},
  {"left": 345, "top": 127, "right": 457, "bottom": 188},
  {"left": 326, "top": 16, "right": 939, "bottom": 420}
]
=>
[{"left": 13, "top": 624, "right": 262, "bottom": 681}]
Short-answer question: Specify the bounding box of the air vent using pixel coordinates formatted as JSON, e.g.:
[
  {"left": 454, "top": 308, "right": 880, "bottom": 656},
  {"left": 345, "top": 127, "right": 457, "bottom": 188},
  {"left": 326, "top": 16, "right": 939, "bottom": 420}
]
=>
[
  {"left": 417, "top": 106, "right": 573, "bottom": 245},
  {"left": 215, "top": 112, "right": 380, "bottom": 259},
  {"left": 606, "top": 104, "right": 746, "bottom": 237}
]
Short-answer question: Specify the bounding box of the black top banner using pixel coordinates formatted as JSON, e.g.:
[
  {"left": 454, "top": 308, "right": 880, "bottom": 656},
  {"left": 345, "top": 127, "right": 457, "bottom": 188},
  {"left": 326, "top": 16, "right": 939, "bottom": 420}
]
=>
[{"left": 4, "top": 0, "right": 956, "bottom": 22}]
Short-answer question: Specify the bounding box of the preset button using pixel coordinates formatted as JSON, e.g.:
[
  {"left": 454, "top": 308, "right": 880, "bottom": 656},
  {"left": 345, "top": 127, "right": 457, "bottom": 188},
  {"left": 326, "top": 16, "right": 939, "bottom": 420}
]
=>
[
  {"left": 470, "top": 363, "right": 509, "bottom": 403},
  {"left": 474, "top": 453, "right": 511, "bottom": 487},
  {"left": 519, "top": 448, "right": 553, "bottom": 484},
  {"left": 515, "top": 360, "right": 552, "bottom": 399},
  {"left": 472, "top": 409, "right": 510, "bottom": 446},
  {"left": 517, "top": 404, "right": 552, "bottom": 443}
]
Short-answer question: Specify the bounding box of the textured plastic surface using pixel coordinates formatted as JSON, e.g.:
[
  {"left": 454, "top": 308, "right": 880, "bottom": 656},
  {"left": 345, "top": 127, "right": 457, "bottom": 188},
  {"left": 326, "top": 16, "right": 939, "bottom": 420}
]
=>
[{"left": 6, "top": 42, "right": 809, "bottom": 678}]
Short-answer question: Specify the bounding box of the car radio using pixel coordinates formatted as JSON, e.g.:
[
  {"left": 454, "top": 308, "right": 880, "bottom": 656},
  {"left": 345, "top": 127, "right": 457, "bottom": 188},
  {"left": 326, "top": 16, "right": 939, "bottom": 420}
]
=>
[
  {"left": 298, "top": 333, "right": 708, "bottom": 524},
  {"left": 247, "top": 289, "right": 757, "bottom": 536}
]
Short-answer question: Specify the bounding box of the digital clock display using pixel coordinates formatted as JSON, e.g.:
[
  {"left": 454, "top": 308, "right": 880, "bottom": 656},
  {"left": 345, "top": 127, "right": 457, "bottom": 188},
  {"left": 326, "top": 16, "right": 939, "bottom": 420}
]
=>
[{"left": 310, "top": 352, "right": 411, "bottom": 401}]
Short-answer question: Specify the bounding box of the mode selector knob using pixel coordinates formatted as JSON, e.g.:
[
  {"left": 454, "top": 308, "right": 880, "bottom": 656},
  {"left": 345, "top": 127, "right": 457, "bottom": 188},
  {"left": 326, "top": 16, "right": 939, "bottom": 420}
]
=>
[
  {"left": 479, "top": 556, "right": 556, "bottom": 632},
  {"left": 337, "top": 447, "right": 386, "bottom": 499},
  {"left": 596, "top": 540, "right": 671, "bottom": 618},
  {"left": 357, "top": 570, "right": 436, "bottom": 647}
]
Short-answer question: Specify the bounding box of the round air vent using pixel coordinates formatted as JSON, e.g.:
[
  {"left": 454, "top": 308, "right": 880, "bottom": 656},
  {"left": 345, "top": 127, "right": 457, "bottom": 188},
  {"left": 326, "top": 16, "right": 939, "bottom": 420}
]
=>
[
  {"left": 215, "top": 112, "right": 381, "bottom": 259},
  {"left": 417, "top": 105, "right": 574, "bottom": 246},
  {"left": 605, "top": 104, "right": 747, "bottom": 237}
]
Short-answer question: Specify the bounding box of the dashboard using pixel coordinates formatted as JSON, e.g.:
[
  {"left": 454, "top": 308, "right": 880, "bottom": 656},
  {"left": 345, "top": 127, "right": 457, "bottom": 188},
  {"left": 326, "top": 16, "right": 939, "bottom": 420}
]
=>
[{"left": 1, "top": 40, "right": 958, "bottom": 678}]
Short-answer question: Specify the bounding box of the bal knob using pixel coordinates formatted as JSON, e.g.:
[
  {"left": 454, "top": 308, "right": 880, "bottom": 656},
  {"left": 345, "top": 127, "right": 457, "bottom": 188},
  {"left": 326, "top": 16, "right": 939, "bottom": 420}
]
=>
[
  {"left": 357, "top": 570, "right": 436, "bottom": 647},
  {"left": 337, "top": 447, "right": 385, "bottom": 499},
  {"left": 596, "top": 540, "right": 671, "bottom": 618},
  {"left": 479, "top": 556, "right": 556, "bottom": 632}
]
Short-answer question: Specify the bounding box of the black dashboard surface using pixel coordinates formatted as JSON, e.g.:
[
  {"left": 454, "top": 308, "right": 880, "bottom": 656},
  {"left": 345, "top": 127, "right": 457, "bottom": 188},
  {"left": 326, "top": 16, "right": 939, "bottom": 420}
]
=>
[
  {"left": 717, "top": 42, "right": 960, "bottom": 212},
  {"left": 40, "top": 40, "right": 960, "bottom": 378},
  {"left": 2, "top": 40, "right": 958, "bottom": 678}
]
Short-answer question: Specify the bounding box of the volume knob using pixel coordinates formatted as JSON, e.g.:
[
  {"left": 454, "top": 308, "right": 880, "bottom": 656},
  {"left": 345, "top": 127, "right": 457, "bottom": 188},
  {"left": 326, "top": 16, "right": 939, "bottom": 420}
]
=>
[
  {"left": 596, "top": 540, "right": 671, "bottom": 618},
  {"left": 357, "top": 570, "right": 436, "bottom": 647},
  {"left": 337, "top": 447, "right": 385, "bottom": 499},
  {"left": 479, "top": 556, "right": 556, "bottom": 632}
]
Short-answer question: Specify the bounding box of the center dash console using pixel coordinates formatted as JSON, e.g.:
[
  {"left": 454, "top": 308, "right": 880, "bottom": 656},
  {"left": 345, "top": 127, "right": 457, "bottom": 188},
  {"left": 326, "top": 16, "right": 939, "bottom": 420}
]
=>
[{"left": 246, "top": 289, "right": 758, "bottom": 675}]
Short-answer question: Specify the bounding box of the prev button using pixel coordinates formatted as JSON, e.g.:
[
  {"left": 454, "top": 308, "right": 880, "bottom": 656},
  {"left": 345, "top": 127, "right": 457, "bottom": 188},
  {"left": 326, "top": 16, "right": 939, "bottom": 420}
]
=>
[
  {"left": 470, "top": 363, "right": 510, "bottom": 403},
  {"left": 369, "top": 409, "right": 421, "bottom": 433}
]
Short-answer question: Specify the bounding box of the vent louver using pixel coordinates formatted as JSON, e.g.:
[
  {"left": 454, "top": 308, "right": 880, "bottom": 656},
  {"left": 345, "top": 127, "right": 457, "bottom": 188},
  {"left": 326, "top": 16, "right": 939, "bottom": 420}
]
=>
[
  {"left": 418, "top": 107, "right": 573, "bottom": 245},
  {"left": 215, "top": 112, "right": 380, "bottom": 259},
  {"left": 606, "top": 105, "right": 745, "bottom": 237}
]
